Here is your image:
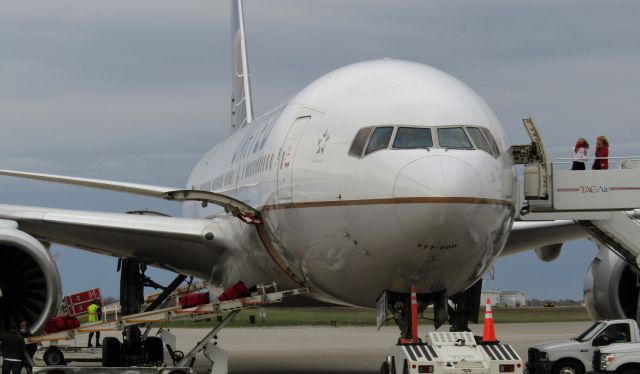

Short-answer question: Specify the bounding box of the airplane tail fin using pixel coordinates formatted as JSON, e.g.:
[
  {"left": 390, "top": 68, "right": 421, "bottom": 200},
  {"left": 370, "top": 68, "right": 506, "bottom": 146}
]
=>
[{"left": 230, "top": 0, "right": 254, "bottom": 132}]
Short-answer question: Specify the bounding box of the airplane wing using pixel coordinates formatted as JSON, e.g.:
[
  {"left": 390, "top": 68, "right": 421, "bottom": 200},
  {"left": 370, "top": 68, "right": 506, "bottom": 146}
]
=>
[
  {"left": 0, "top": 168, "right": 267, "bottom": 281},
  {"left": 0, "top": 169, "right": 265, "bottom": 333},
  {"left": 0, "top": 169, "right": 262, "bottom": 223},
  {"left": 501, "top": 220, "right": 587, "bottom": 257},
  {"left": 0, "top": 203, "right": 229, "bottom": 281},
  {"left": 0, "top": 169, "right": 174, "bottom": 196}
]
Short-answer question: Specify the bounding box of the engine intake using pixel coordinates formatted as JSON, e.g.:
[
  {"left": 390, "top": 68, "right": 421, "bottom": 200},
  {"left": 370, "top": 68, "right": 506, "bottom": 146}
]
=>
[
  {"left": 0, "top": 227, "right": 62, "bottom": 334},
  {"left": 584, "top": 243, "right": 638, "bottom": 320}
]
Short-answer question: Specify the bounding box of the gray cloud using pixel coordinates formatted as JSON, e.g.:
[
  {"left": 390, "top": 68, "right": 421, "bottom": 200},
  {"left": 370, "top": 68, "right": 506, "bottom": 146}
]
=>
[{"left": 0, "top": 1, "right": 638, "bottom": 299}]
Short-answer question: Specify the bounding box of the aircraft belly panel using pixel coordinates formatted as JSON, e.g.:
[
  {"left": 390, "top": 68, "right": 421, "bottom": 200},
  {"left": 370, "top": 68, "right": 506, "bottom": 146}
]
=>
[{"left": 261, "top": 201, "right": 512, "bottom": 308}]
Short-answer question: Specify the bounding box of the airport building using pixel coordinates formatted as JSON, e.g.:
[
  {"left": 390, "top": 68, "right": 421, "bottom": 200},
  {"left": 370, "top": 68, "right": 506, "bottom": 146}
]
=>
[
  {"left": 481, "top": 290, "right": 527, "bottom": 307},
  {"left": 499, "top": 291, "right": 527, "bottom": 307}
]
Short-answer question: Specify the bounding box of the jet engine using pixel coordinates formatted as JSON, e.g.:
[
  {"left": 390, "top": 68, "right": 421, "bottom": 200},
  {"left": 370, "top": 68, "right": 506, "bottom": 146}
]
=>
[
  {"left": 584, "top": 244, "right": 638, "bottom": 321},
  {"left": 535, "top": 243, "right": 562, "bottom": 262},
  {"left": 0, "top": 226, "right": 62, "bottom": 334}
]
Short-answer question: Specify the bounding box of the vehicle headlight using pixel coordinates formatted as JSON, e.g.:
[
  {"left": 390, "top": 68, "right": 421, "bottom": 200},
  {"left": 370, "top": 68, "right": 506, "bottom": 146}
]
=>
[
  {"left": 601, "top": 353, "right": 615, "bottom": 370},
  {"left": 539, "top": 351, "right": 550, "bottom": 362}
]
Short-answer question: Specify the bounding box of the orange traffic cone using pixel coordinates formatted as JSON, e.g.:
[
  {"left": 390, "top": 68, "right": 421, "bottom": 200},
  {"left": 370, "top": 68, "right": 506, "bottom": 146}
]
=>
[
  {"left": 410, "top": 284, "right": 418, "bottom": 343},
  {"left": 398, "top": 284, "right": 421, "bottom": 344},
  {"left": 482, "top": 297, "right": 497, "bottom": 342}
]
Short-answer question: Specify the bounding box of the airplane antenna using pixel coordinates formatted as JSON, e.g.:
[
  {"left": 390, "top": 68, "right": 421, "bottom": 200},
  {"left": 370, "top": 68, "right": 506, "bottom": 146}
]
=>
[
  {"left": 230, "top": 0, "right": 254, "bottom": 133},
  {"left": 484, "top": 266, "right": 495, "bottom": 289}
]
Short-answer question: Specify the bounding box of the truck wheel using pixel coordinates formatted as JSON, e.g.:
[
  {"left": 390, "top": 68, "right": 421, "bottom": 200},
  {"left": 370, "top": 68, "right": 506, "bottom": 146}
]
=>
[
  {"left": 102, "top": 337, "right": 122, "bottom": 367},
  {"left": 380, "top": 362, "right": 390, "bottom": 374},
  {"left": 553, "top": 360, "right": 583, "bottom": 374},
  {"left": 620, "top": 369, "right": 640, "bottom": 374},
  {"left": 43, "top": 347, "right": 66, "bottom": 366},
  {"left": 144, "top": 336, "right": 164, "bottom": 363}
]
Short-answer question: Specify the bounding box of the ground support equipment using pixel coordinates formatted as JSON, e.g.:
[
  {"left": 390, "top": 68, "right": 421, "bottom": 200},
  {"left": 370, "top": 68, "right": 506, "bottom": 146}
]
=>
[
  {"left": 381, "top": 332, "right": 523, "bottom": 374},
  {"left": 28, "top": 283, "right": 307, "bottom": 373}
]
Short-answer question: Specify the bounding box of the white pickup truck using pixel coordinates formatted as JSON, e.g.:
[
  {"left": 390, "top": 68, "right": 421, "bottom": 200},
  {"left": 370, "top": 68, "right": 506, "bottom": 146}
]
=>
[
  {"left": 592, "top": 342, "right": 640, "bottom": 374},
  {"left": 527, "top": 319, "right": 640, "bottom": 374}
]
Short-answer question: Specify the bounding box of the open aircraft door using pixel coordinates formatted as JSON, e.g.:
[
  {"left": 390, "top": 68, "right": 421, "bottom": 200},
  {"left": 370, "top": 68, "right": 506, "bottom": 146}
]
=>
[{"left": 278, "top": 116, "right": 310, "bottom": 202}]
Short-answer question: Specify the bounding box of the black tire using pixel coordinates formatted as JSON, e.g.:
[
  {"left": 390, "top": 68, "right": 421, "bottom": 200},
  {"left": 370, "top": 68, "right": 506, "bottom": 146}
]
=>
[
  {"left": 380, "top": 361, "right": 390, "bottom": 374},
  {"left": 172, "top": 350, "right": 185, "bottom": 361},
  {"left": 620, "top": 369, "right": 640, "bottom": 374},
  {"left": 403, "top": 359, "right": 409, "bottom": 374},
  {"left": 144, "top": 336, "right": 164, "bottom": 364},
  {"left": 43, "top": 347, "right": 66, "bottom": 366},
  {"left": 553, "top": 360, "right": 584, "bottom": 374},
  {"left": 102, "top": 337, "right": 122, "bottom": 367}
]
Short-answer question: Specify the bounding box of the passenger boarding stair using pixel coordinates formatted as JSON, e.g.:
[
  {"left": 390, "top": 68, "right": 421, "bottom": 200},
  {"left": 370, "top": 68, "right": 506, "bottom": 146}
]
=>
[
  {"left": 511, "top": 117, "right": 640, "bottom": 301},
  {"left": 579, "top": 211, "right": 640, "bottom": 270}
]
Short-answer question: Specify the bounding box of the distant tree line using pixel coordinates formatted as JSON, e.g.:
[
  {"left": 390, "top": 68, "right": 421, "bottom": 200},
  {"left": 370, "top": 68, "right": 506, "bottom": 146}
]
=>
[{"left": 527, "top": 298, "right": 583, "bottom": 307}]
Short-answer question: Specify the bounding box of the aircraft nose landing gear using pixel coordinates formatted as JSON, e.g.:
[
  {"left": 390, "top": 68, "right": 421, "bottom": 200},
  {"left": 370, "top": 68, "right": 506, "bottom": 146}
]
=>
[
  {"left": 378, "top": 280, "right": 482, "bottom": 341},
  {"left": 380, "top": 285, "right": 431, "bottom": 343}
]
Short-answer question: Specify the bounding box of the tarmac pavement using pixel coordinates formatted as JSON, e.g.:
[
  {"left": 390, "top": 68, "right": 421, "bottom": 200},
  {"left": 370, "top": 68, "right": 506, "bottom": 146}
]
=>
[
  {"left": 172, "top": 322, "right": 593, "bottom": 373},
  {"left": 17, "top": 322, "right": 593, "bottom": 373}
]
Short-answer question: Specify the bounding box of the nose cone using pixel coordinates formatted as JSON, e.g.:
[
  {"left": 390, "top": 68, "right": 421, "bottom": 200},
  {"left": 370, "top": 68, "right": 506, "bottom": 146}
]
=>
[{"left": 394, "top": 155, "right": 484, "bottom": 242}]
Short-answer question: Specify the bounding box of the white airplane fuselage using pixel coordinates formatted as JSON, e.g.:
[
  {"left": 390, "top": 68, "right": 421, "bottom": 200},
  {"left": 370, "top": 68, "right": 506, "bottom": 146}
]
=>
[{"left": 184, "top": 60, "right": 516, "bottom": 307}]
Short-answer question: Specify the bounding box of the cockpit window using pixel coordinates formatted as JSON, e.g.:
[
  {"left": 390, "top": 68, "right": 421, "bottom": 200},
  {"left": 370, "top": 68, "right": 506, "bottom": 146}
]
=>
[
  {"left": 480, "top": 127, "right": 500, "bottom": 157},
  {"left": 348, "top": 127, "right": 374, "bottom": 157},
  {"left": 365, "top": 127, "right": 394, "bottom": 155},
  {"left": 393, "top": 127, "right": 433, "bottom": 149},
  {"left": 437, "top": 127, "right": 473, "bottom": 149},
  {"left": 466, "top": 127, "right": 492, "bottom": 155},
  {"left": 349, "top": 124, "right": 498, "bottom": 158}
]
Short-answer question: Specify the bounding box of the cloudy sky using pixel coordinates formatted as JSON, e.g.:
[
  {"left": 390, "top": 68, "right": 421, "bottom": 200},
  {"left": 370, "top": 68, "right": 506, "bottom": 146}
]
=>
[{"left": 1, "top": 1, "right": 638, "bottom": 300}]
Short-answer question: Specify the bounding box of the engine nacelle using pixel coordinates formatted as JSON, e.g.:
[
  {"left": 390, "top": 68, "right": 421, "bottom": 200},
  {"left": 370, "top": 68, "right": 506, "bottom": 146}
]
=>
[
  {"left": 584, "top": 244, "right": 638, "bottom": 320},
  {"left": 0, "top": 225, "right": 62, "bottom": 334},
  {"left": 535, "top": 243, "right": 562, "bottom": 262}
]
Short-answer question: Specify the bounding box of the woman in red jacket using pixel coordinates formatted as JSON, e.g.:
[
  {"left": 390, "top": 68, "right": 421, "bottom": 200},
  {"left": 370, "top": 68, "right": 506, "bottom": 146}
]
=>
[{"left": 592, "top": 135, "right": 609, "bottom": 170}]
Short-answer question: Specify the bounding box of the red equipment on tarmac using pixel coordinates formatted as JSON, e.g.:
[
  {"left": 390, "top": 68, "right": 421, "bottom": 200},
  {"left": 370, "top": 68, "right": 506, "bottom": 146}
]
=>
[
  {"left": 44, "top": 316, "right": 80, "bottom": 334},
  {"left": 178, "top": 291, "right": 211, "bottom": 309},
  {"left": 64, "top": 288, "right": 102, "bottom": 317},
  {"left": 217, "top": 281, "right": 250, "bottom": 301}
]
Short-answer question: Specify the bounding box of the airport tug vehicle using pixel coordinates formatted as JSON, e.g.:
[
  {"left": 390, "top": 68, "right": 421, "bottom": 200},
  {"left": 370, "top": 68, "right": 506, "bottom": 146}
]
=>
[
  {"left": 380, "top": 287, "right": 523, "bottom": 374},
  {"left": 383, "top": 331, "right": 523, "bottom": 374}
]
